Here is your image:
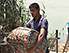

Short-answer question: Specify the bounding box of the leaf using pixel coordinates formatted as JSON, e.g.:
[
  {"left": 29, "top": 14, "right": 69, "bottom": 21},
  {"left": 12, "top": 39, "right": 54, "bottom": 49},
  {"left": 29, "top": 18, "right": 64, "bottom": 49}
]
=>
[
  {"left": 41, "top": 9, "right": 45, "bottom": 14},
  {"left": 59, "top": 33, "right": 61, "bottom": 36},
  {"left": 62, "top": 28, "right": 64, "bottom": 31},
  {"left": 41, "top": 2, "right": 45, "bottom": 9}
]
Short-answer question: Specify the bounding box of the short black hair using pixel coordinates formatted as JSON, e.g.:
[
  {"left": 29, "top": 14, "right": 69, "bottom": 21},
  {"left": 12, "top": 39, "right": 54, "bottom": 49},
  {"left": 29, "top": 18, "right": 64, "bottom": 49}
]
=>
[{"left": 29, "top": 3, "right": 40, "bottom": 9}]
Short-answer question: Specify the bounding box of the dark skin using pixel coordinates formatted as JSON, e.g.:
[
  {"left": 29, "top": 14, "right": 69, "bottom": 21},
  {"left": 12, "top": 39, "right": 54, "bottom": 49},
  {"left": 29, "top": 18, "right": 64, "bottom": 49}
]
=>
[{"left": 25, "top": 7, "right": 46, "bottom": 53}]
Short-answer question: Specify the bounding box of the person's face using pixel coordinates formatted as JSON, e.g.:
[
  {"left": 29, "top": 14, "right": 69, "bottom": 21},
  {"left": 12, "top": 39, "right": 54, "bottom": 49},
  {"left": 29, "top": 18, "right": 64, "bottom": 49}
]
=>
[{"left": 30, "top": 7, "right": 40, "bottom": 18}]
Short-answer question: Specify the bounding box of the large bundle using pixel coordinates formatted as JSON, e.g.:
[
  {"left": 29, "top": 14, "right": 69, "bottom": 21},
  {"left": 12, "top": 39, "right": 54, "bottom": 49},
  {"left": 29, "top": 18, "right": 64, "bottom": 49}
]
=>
[{"left": 7, "top": 27, "right": 47, "bottom": 53}]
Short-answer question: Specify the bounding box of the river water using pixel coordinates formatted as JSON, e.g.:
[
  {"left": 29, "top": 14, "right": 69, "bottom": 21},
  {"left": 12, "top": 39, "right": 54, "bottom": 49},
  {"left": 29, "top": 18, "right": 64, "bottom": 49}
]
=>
[{"left": 25, "top": 0, "right": 69, "bottom": 45}]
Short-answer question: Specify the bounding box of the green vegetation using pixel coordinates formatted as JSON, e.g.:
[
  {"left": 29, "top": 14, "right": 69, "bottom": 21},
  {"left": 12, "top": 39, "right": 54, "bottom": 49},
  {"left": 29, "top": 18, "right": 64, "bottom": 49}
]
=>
[{"left": 0, "top": 0, "right": 30, "bottom": 32}]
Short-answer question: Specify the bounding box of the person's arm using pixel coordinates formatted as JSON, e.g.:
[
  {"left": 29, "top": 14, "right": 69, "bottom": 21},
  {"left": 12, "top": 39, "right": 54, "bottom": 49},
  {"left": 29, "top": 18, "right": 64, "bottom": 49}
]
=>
[
  {"left": 26, "top": 19, "right": 32, "bottom": 28},
  {"left": 32, "top": 28, "right": 45, "bottom": 50},
  {"left": 25, "top": 28, "right": 45, "bottom": 53}
]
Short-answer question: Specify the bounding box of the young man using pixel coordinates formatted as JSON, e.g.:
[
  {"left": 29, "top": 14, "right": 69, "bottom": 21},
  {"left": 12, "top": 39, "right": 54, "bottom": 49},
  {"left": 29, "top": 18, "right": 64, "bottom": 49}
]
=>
[{"left": 26, "top": 3, "right": 49, "bottom": 53}]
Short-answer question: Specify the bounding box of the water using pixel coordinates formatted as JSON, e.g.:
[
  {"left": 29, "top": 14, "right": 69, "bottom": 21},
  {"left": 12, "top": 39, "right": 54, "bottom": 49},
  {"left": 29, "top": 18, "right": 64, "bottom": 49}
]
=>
[{"left": 25, "top": 0, "right": 69, "bottom": 45}]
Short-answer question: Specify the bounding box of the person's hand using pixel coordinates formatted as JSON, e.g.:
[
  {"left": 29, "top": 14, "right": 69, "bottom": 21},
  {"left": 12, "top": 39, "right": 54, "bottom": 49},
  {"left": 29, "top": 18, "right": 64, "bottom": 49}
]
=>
[
  {"left": 25, "top": 48, "right": 34, "bottom": 53},
  {"left": 38, "top": 34, "right": 44, "bottom": 42}
]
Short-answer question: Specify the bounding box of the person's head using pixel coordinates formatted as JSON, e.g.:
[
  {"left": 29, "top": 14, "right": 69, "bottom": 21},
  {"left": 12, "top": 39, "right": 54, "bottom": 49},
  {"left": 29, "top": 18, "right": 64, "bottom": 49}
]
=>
[{"left": 29, "top": 3, "right": 40, "bottom": 18}]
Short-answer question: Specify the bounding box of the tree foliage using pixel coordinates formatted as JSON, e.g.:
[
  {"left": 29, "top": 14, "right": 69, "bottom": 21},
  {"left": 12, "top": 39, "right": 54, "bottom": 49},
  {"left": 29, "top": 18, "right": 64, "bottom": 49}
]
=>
[{"left": 0, "top": 0, "right": 30, "bottom": 32}]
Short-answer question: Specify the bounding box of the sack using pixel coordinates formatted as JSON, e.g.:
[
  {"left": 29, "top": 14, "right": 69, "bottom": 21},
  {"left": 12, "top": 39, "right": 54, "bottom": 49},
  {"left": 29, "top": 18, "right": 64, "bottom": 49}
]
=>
[{"left": 7, "top": 27, "right": 47, "bottom": 53}]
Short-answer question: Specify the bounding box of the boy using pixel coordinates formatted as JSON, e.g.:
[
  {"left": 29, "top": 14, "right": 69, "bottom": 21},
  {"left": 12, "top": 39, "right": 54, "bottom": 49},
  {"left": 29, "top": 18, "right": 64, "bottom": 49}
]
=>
[{"left": 26, "top": 3, "right": 49, "bottom": 53}]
